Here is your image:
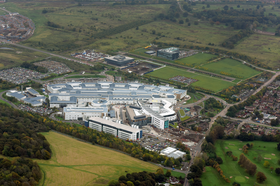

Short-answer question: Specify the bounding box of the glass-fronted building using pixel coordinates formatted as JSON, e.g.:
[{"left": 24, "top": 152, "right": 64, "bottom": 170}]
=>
[{"left": 157, "top": 47, "right": 179, "bottom": 60}]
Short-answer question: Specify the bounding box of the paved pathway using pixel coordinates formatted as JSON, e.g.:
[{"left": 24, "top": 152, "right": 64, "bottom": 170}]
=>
[{"left": 0, "top": 7, "right": 11, "bottom": 14}]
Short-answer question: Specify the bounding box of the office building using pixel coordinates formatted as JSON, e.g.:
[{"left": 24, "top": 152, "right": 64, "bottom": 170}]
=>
[
  {"left": 157, "top": 47, "right": 179, "bottom": 60},
  {"left": 104, "top": 55, "right": 134, "bottom": 66},
  {"left": 88, "top": 117, "right": 142, "bottom": 141},
  {"left": 63, "top": 106, "right": 108, "bottom": 120},
  {"left": 125, "top": 105, "right": 151, "bottom": 127}
]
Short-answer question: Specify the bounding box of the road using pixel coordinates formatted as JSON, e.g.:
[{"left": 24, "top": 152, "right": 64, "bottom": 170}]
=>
[
  {"left": 177, "top": 93, "right": 227, "bottom": 110},
  {"left": 253, "top": 71, "right": 280, "bottom": 95},
  {"left": 177, "top": 2, "right": 184, "bottom": 13},
  {"left": 6, "top": 42, "right": 94, "bottom": 67},
  {"left": 0, "top": 91, "right": 18, "bottom": 109},
  {"left": 182, "top": 70, "right": 280, "bottom": 184},
  {"left": 0, "top": 7, "right": 11, "bottom": 14}
]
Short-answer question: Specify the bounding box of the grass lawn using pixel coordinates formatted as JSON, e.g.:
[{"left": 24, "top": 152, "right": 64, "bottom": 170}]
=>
[
  {"left": 179, "top": 109, "right": 185, "bottom": 116},
  {"left": 148, "top": 66, "right": 235, "bottom": 93},
  {"left": 179, "top": 109, "right": 191, "bottom": 121},
  {"left": 185, "top": 92, "right": 204, "bottom": 104},
  {"left": 201, "top": 140, "right": 280, "bottom": 186},
  {"left": 169, "top": 122, "right": 179, "bottom": 129},
  {"left": 180, "top": 115, "right": 190, "bottom": 121},
  {"left": 36, "top": 131, "right": 159, "bottom": 186},
  {"left": 176, "top": 53, "right": 217, "bottom": 67},
  {"left": 105, "top": 71, "right": 120, "bottom": 76},
  {"left": 55, "top": 116, "right": 63, "bottom": 120},
  {"left": 200, "top": 58, "right": 261, "bottom": 79},
  {"left": 65, "top": 75, "right": 106, "bottom": 79},
  {"left": 0, "top": 99, "right": 11, "bottom": 106}
]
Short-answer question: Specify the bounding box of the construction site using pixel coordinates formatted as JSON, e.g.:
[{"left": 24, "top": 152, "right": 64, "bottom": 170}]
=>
[{"left": 121, "top": 61, "right": 161, "bottom": 76}]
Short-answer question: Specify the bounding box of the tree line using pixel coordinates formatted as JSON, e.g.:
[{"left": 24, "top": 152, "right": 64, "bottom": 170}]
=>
[
  {"left": 0, "top": 105, "right": 51, "bottom": 159},
  {"left": 204, "top": 98, "right": 223, "bottom": 110},
  {"left": 221, "top": 30, "right": 253, "bottom": 49},
  {"left": 0, "top": 79, "right": 16, "bottom": 90},
  {"left": 0, "top": 103, "right": 189, "bottom": 168},
  {"left": 0, "top": 157, "right": 42, "bottom": 186},
  {"left": 194, "top": 7, "right": 280, "bottom": 30},
  {"left": 20, "top": 62, "right": 48, "bottom": 73},
  {"left": 109, "top": 168, "right": 184, "bottom": 186}
]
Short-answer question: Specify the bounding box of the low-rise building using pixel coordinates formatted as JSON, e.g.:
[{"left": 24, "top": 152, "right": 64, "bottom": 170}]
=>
[
  {"left": 88, "top": 117, "right": 142, "bottom": 141},
  {"left": 105, "top": 55, "right": 134, "bottom": 66},
  {"left": 160, "top": 147, "right": 186, "bottom": 159},
  {"left": 157, "top": 47, "right": 179, "bottom": 60},
  {"left": 63, "top": 106, "right": 108, "bottom": 120}
]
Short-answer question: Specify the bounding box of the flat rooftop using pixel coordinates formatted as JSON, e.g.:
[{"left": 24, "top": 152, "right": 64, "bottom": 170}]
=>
[
  {"left": 105, "top": 55, "right": 134, "bottom": 62},
  {"left": 89, "top": 117, "right": 141, "bottom": 133}
]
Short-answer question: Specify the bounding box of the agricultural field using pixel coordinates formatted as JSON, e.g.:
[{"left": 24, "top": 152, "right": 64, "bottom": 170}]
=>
[
  {"left": 36, "top": 131, "right": 159, "bottom": 186},
  {"left": 201, "top": 140, "right": 280, "bottom": 186},
  {"left": 176, "top": 53, "right": 217, "bottom": 67},
  {"left": 0, "top": 45, "right": 49, "bottom": 69},
  {"left": 148, "top": 66, "right": 235, "bottom": 93},
  {"left": 200, "top": 58, "right": 261, "bottom": 79},
  {"left": 233, "top": 34, "right": 280, "bottom": 69}
]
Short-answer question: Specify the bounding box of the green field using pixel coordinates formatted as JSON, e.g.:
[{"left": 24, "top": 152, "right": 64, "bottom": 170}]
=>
[
  {"left": 185, "top": 92, "right": 204, "bottom": 104},
  {"left": 2, "top": 2, "right": 169, "bottom": 52},
  {"left": 89, "top": 20, "right": 239, "bottom": 52},
  {"left": 36, "top": 131, "right": 159, "bottom": 186},
  {"left": 179, "top": 109, "right": 185, "bottom": 116},
  {"left": 201, "top": 58, "right": 261, "bottom": 79},
  {"left": 0, "top": 45, "right": 49, "bottom": 69},
  {"left": 2, "top": 2, "right": 279, "bottom": 70},
  {"left": 169, "top": 122, "right": 179, "bottom": 129},
  {"left": 176, "top": 53, "right": 217, "bottom": 67},
  {"left": 201, "top": 140, "right": 280, "bottom": 186},
  {"left": 180, "top": 115, "right": 190, "bottom": 121},
  {"left": 65, "top": 75, "right": 106, "bottom": 79},
  {"left": 105, "top": 71, "right": 122, "bottom": 76},
  {"left": 148, "top": 66, "right": 235, "bottom": 92},
  {"left": 233, "top": 34, "right": 280, "bottom": 69},
  {"left": 0, "top": 99, "right": 11, "bottom": 107}
]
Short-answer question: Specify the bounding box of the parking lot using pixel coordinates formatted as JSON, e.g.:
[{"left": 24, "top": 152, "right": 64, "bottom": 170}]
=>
[
  {"left": 0, "top": 67, "right": 49, "bottom": 84},
  {"left": 18, "top": 104, "right": 52, "bottom": 115},
  {"left": 34, "top": 61, "right": 73, "bottom": 75}
]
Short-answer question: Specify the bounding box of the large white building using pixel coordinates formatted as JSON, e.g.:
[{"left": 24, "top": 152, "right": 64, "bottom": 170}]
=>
[
  {"left": 47, "top": 82, "right": 186, "bottom": 108},
  {"left": 6, "top": 90, "right": 45, "bottom": 107},
  {"left": 63, "top": 106, "right": 108, "bottom": 120},
  {"left": 47, "top": 82, "right": 187, "bottom": 129},
  {"left": 160, "top": 147, "right": 186, "bottom": 159},
  {"left": 88, "top": 117, "right": 142, "bottom": 141}
]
